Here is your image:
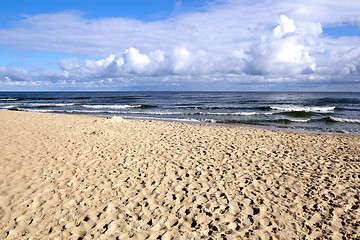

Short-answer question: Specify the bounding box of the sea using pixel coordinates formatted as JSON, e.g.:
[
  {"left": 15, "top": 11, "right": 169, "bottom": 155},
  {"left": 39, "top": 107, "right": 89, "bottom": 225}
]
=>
[{"left": 1, "top": 91, "right": 360, "bottom": 135}]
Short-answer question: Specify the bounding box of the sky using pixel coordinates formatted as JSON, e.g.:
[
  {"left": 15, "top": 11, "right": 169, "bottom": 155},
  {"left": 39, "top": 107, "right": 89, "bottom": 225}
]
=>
[{"left": 0, "top": 0, "right": 360, "bottom": 91}]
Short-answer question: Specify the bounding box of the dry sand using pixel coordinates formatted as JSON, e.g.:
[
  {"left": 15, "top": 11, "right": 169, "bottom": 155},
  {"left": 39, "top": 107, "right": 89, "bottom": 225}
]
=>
[{"left": 0, "top": 110, "right": 359, "bottom": 239}]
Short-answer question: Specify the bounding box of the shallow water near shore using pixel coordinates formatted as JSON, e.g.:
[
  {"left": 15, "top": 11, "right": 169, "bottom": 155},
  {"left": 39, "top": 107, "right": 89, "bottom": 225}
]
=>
[{"left": 1, "top": 91, "right": 359, "bottom": 135}]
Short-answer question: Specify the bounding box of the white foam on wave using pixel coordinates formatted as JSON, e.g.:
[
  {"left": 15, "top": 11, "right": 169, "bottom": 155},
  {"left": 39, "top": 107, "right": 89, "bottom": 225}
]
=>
[
  {"left": 330, "top": 117, "right": 360, "bottom": 123},
  {"left": 289, "top": 118, "right": 311, "bottom": 123},
  {"left": 0, "top": 98, "right": 17, "bottom": 101},
  {"left": 20, "top": 108, "right": 119, "bottom": 114},
  {"left": 126, "top": 111, "right": 183, "bottom": 115},
  {"left": 270, "top": 106, "right": 335, "bottom": 113},
  {"left": 20, "top": 108, "right": 182, "bottom": 116},
  {"left": 125, "top": 115, "right": 202, "bottom": 123},
  {"left": 83, "top": 104, "right": 141, "bottom": 109},
  {"left": 133, "top": 111, "right": 275, "bottom": 116},
  {"left": 15, "top": 108, "right": 61, "bottom": 113},
  {"left": 27, "top": 103, "right": 76, "bottom": 107},
  {"left": 210, "top": 112, "right": 274, "bottom": 116},
  {"left": 21, "top": 108, "right": 276, "bottom": 117},
  {"left": 0, "top": 105, "right": 17, "bottom": 109}
]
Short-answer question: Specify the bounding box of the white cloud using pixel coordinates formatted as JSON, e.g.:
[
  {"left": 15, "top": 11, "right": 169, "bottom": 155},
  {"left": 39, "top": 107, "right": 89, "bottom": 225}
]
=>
[
  {"left": 244, "top": 15, "right": 321, "bottom": 76},
  {"left": 0, "top": 0, "right": 360, "bottom": 90},
  {"left": 82, "top": 54, "right": 123, "bottom": 78},
  {"left": 40, "top": 70, "right": 69, "bottom": 81},
  {"left": 0, "top": 67, "right": 32, "bottom": 81},
  {"left": 172, "top": 47, "right": 191, "bottom": 74},
  {"left": 58, "top": 58, "right": 80, "bottom": 71},
  {"left": 123, "top": 47, "right": 150, "bottom": 73},
  {"left": 273, "top": 15, "right": 296, "bottom": 37}
]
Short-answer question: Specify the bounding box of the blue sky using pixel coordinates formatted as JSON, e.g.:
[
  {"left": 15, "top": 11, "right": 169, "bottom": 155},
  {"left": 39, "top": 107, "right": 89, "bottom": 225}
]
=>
[
  {"left": 0, "top": 0, "right": 360, "bottom": 91},
  {"left": 0, "top": 0, "right": 190, "bottom": 25}
]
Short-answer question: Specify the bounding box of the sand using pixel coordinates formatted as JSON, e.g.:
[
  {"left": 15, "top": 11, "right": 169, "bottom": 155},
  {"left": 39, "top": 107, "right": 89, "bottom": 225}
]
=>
[{"left": 0, "top": 110, "right": 359, "bottom": 239}]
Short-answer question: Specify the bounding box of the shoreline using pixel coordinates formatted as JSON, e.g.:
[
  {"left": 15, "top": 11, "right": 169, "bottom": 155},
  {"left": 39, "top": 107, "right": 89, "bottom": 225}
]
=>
[
  {"left": 0, "top": 110, "right": 359, "bottom": 239},
  {"left": 121, "top": 114, "right": 359, "bottom": 136},
  {"left": 5, "top": 109, "right": 360, "bottom": 136}
]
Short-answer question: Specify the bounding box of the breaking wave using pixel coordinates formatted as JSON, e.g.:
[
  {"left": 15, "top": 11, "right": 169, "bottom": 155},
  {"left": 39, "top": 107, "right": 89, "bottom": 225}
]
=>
[
  {"left": 82, "top": 104, "right": 156, "bottom": 109},
  {"left": 270, "top": 106, "right": 335, "bottom": 113},
  {"left": 324, "top": 117, "right": 360, "bottom": 124},
  {"left": 0, "top": 98, "right": 18, "bottom": 101}
]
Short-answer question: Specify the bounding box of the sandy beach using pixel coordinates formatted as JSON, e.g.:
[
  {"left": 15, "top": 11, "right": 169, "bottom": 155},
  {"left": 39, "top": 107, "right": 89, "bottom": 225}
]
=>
[{"left": 0, "top": 110, "right": 359, "bottom": 239}]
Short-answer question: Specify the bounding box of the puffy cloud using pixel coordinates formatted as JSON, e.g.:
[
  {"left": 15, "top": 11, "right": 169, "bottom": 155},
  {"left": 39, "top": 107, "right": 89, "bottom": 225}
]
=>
[
  {"left": 123, "top": 47, "right": 150, "bottom": 73},
  {"left": 273, "top": 15, "right": 296, "bottom": 37},
  {"left": 244, "top": 15, "right": 320, "bottom": 76},
  {"left": 58, "top": 58, "right": 80, "bottom": 71},
  {"left": 172, "top": 47, "right": 191, "bottom": 74},
  {"left": 1, "top": 0, "right": 358, "bottom": 56},
  {"left": 0, "top": 67, "right": 32, "bottom": 81},
  {"left": 83, "top": 54, "right": 123, "bottom": 78},
  {"left": 0, "top": 0, "right": 360, "bottom": 90},
  {"left": 318, "top": 40, "right": 360, "bottom": 78},
  {"left": 40, "top": 70, "right": 69, "bottom": 81},
  {"left": 74, "top": 47, "right": 215, "bottom": 78}
]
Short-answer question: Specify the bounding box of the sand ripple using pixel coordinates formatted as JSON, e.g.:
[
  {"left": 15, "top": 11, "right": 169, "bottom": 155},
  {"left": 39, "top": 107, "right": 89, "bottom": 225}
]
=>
[{"left": 0, "top": 111, "right": 359, "bottom": 239}]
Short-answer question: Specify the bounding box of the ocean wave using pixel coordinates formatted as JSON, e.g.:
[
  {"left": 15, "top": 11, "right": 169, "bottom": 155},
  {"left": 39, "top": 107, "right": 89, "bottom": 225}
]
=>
[
  {"left": 158, "top": 111, "right": 274, "bottom": 116},
  {"left": 287, "top": 118, "right": 311, "bottom": 123},
  {"left": 94, "top": 110, "right": 270, "bottom": 116},
  {"left": 215, "top": 118, "right": 310, "bottom": 125},
  {"left": 5, "top": 95, "right": 152, "bottom": 101},
  {"left": 25, "top": 97, "right": 59, "bottom": 101},
  {"left": 0, "top": 98, "right": 18, "bottom": 101},
  {"left": 179, "top": 106, "right": 242, "bottom": 110},
  {"left": 335, "top": 106, "right": 360, "bottom": 112},
  {"left": 270, "top": 106, "right": 335, "bottom": 113},
  {"left": 15, "top": 108, "right": 181, "bottom": 115},
  {"left": 67, "top": 95, "right": 151, "bottom": 100},
  {"left": 125, "top": 115, "right": 202, "bottom": 123},
  {"left": 215, "top": 119, "right": 264, "bottom": 125},
  {"left": 83, "top": 104, "right": 140, "bottom": 109},
  {"left": 0, "top": 105, "right": 18, "bottom": 109},
  {"left": 316, "top": 97, "right": 360, "bottom": 105},
  {"left": 277, "top": 110, "right": 313, "bottom": 118},
  {"left": 15, "top": 108, "right": 274, "bottom": 117},
  {"left": 209, "top": 112, "right": 274, "bottom": 116},
  {"left": 181, "top": 111, "right": 273, "bottom": 116},
  {"left": 15, "top": 108, "right": 357, "bottom": 124},
  {"left": 267, "top": 118, "right": 311, "bottom": 124},
  {"left": 82, "top": 104, "right": 156, "bottom": 109},
  {"left": 15, "top": 108, "right": 121, "bottom": 114},
  {"left": 27, "top": 103, "right": 77, "bottom": 107},
  {"left": 327, "top": 117, "right": 360, "bottom": 123}
]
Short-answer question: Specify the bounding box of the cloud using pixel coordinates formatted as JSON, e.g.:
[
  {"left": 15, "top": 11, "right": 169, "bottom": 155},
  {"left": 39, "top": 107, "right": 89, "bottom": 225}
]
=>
[
  {"left": 0, "top": 1, "right": 359, "bottom": 57},
  {"left": 0, "top": 67, "right": 32, "bottom": 82},
  {"left": 273, "top": 15, "right": 297, "bottom": 37},
  {"left": 67, "top": 47, "right": 217, "bottom": 79},
  {"left": 279, "top": 0, "right": 360, "bottom": 25},
  {"left": 40, "top": 70, "right": 69, "bottom": 81},
  {"left": 172, "top": 47, "right": 191, "bottom": 74},
  {"left": 244, "top": 15, "right": 321, "bottom": 76},
  {"left": 0, "top": 0, "right": 360, "bottom": 90},
  {"left": 123, "top": 47, "right": 150, "bottom": 73},
  {"left": 58, "top": 58, "right": 80, "bottom": 71}
]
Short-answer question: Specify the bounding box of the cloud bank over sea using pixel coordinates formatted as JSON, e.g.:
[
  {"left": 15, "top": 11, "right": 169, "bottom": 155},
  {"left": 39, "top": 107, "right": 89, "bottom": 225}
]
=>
[{"left": 0, "top": 0, "right": 360, "bottom": 90}]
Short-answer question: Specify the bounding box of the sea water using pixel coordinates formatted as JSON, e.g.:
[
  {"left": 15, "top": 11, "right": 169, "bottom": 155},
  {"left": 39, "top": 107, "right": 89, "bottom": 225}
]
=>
[{"left": 1, "top": 91, "right": 359, "bottom": 135}]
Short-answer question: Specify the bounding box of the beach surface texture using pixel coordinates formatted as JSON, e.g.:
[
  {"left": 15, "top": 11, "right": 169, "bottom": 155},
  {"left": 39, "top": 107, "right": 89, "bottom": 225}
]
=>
[{"left": 0, "top": 110, "right": 359, "bottom": 239}]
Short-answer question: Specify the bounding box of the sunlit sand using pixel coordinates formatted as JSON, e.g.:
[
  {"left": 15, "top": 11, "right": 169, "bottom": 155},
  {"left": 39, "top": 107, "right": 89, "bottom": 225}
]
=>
[{"left": 0, "top": 110, "right": 359, "bottom": 239}]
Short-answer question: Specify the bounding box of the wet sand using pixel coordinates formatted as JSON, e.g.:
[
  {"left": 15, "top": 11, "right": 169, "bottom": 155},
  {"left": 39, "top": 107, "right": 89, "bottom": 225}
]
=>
[{"left": 0, "top": 110, "right": 359, "bottom": 239}]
